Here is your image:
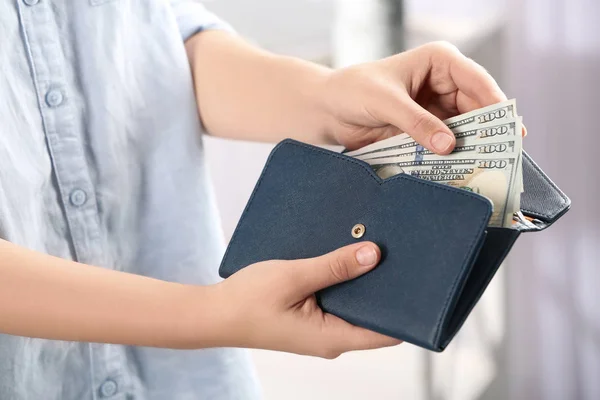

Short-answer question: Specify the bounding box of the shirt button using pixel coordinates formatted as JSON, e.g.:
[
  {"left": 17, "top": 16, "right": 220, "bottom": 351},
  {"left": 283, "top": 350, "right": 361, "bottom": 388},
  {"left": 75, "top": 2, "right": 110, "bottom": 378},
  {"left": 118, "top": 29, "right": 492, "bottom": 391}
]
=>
[
  {"left": 23, "top": 0, "right": 40, "bottom": 6},
  {"left": 69, "top": 189, "right": 87, "bottom": 207},
  {"left": 99, "top": 379, "right": 118, "bottom": 397},
  {"left": 45, "top": 89, "right": 64, "bottom": 107}
]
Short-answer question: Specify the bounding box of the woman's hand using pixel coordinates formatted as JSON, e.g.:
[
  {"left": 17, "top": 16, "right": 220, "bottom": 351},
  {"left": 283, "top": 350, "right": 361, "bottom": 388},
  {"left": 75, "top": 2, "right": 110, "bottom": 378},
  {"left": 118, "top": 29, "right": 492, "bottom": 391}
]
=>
[
  {"left": 212, "top": 242, "right": 401, "bottom": 358},
  {"left": 0, "top": 239, "right": 398, "bottom": 356},
  {"left": 188, "top": 33, "right": 519, "bottom": 149},
  {"left": 320, "top": 41, "right": 509, "bottom": 153}
]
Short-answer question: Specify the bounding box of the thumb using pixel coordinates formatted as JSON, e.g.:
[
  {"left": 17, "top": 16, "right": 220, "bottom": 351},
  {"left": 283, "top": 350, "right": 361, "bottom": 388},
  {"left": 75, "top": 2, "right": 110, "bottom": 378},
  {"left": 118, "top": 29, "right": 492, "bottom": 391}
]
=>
[
  {"left": 292, "top": 242, "right": 381, "bottom": 297},
  {"left": 381, "top": 94, "right": 456, "bottom": 155}
]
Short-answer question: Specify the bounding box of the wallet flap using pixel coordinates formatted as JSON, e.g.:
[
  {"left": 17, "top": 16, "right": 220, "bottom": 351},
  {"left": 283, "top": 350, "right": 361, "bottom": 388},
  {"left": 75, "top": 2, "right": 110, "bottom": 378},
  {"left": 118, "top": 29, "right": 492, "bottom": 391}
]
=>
[
  {"left": 521, "top": 151, "right": 571, "bottom": 226},
  {"left": 220, "top": 139, "right": 493, "bottom": 351}
]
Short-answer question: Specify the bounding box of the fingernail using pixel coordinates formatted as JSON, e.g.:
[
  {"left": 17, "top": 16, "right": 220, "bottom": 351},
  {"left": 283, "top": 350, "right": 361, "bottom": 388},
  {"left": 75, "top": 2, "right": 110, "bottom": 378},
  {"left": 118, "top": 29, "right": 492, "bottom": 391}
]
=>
[
  {"left": 356, "top": 245, "right": 378, "bottom": 266},
  {"left": 431, "top": 132, "right": 454, "bottom": 153}
]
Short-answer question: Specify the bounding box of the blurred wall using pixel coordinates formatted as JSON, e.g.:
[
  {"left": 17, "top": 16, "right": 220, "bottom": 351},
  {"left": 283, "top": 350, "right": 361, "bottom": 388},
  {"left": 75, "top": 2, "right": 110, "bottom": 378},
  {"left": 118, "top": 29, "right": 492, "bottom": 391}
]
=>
[
  {"left": 505, "top": 0, "right": 600, "bottom": 399},
  {"left": 203, "top": 0, "right": 334, "bottom": 61}
]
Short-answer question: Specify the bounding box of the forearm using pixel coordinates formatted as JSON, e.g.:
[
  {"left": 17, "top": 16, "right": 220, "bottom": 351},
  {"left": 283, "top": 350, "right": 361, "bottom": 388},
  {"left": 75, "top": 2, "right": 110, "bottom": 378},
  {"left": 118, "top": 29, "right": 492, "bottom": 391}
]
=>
[
  {"left": 185, "top": 30, "right": 335, "bottom": 144},
  {"left": 0, "top": 239, "right": 221, "bottom": 348}
]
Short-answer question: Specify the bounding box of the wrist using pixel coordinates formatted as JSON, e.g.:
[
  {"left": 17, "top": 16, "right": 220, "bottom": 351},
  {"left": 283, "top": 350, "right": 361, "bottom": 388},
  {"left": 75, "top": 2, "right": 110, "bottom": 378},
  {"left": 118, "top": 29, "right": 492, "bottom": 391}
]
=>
[
  {"left": 313, "top": 68, "right": 352, "bottom": 146},
  {"left": 167, "top": 283, "right": 230, "bottom": 349},
  {"left": 274, "top": 54, "right": 338, "bottom": 145},
  {"left": 308, "top": 66, "right": 339, "bottom": 145}
]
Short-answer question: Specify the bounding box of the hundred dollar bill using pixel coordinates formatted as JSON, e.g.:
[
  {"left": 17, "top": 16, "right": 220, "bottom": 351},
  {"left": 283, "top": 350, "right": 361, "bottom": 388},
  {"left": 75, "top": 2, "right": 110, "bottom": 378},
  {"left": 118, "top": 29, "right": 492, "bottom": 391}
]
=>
[
  {"left": 444, "top": 99, "right": 517, "bottom": 129},
  {"left": 364, "top": 139, "right": 521, "bottom": 165},
  {"left": 354, "top": 117, "right": 525, "bottom": 203},
  {"left": 345, "top": 99, "right": 519, "bottom": 158},
  {"left": 366, "top": 155, "right": 520, "bottom": 228},
  {"left": 355, "top": 120, "right": 521, "bottom": 160},
  {"left": 344, "top": 132, "right": 412, "bottom": 158},
  {"left": 358, "top": 119, "right": 525, "bottom": 200},
  {"left": 444, "top": 104, "right": 523, "bottom": 203}
]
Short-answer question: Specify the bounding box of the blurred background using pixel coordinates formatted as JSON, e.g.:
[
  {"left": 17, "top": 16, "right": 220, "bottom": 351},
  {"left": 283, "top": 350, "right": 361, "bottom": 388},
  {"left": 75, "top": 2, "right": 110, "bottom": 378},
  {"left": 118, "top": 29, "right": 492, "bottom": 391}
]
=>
[{"left": 200, "top": 0, "right": 600, "bottom": 399}]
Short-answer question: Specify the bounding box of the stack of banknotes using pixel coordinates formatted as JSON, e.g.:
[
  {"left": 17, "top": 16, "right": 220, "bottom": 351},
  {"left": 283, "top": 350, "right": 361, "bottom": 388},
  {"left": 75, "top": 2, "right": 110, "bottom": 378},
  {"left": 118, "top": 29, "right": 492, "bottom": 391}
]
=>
[{"left": 346, "top": 99, "right": 526, "bottom": 228}]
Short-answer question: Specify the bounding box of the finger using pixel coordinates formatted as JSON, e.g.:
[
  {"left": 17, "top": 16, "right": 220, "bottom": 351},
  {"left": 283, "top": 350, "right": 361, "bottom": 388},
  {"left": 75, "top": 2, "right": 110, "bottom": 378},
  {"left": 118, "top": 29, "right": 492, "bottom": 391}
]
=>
[
  {"left": 290, "top": 242, "right": 381, "bottom": 297},
  {"left": 437, "top": 44, "right": 507, "bottom": 107},
  {"left": 522, "top": 123, "right": 528, "bottom": 137},
  {"left": 455, "top": 91, "right": 483, "bottom": 115},
  {"left": 319, "top": 314, "right": 402, "bottom": 357},
  {"left": 377, "top": 94, "right": 456, "bottom": 154}
]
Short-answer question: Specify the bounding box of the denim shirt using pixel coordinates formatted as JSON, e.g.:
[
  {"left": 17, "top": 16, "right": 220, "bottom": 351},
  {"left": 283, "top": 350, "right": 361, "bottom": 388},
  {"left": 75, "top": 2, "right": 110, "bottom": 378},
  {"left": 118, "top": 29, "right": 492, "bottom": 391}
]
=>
[{"left": 0, "top": 1, "right": 261, "bottom": 399}]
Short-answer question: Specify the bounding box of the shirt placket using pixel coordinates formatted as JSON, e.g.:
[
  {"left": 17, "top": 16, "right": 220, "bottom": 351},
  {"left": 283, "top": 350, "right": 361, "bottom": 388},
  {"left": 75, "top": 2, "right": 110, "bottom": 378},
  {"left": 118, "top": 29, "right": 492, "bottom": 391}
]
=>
[
  {"left": 16, "top": 1, "right": 134, "bottom": 399},
  {"left": 16, "top": 0, "right": 101, "bottom": 265}
]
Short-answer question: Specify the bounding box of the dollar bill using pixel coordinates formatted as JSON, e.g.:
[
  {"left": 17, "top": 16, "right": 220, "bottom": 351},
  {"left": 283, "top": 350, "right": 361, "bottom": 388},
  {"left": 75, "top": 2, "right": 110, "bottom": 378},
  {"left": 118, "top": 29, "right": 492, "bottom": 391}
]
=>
[
  {"left": 366, "top": 155, "right": 520, "bottom": 228},
  {"left": 345, "top": 99, "right": 525, "bottom": 228},
  {"left": 344, "top": 133, "right": 412, "bottom": 158},
  {"left": 357, "top": 118, "right": 525, "bottom": 198},
  {"left": 345, "top": 99, "right": 518, "bottom": 158},
  {"left": 354, "top": 120, "right": 520, "bottom": 160},
  {"left": 444, "top": 99, "right": 517, "bottom": 129},
  {"left": 443, "top": 104, "right": 523, "bottom": 202},
  {"left": 358, "top": 131, "right": 522, "bottom": 161},
  {"left": 364, "top": 139, "right": 520, "bottom": 164},
  {"left": 513, "top": 211, "right": 541, "bottom": 231}
]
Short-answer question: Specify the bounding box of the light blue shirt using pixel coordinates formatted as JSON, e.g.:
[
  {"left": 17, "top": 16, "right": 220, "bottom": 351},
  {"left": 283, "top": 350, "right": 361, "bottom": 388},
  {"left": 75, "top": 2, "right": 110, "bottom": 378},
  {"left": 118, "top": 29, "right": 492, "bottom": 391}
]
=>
[{"left": 0, "top": 0, "right": 261, "bottom": 399}]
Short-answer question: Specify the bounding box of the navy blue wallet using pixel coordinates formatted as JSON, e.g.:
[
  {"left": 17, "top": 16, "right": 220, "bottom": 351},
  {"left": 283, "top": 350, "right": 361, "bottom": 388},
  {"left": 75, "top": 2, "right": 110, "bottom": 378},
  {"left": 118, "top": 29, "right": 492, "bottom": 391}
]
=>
[{"left": 219, "top": 139, "right": 570, "bottom": 352}]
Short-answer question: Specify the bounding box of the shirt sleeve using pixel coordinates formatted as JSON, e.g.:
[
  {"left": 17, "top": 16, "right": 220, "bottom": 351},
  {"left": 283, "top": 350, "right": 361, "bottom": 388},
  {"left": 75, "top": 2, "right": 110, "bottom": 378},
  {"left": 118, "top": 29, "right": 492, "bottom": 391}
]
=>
[{"left": 170, "top": 0, "right": 235, "bottom": 42}]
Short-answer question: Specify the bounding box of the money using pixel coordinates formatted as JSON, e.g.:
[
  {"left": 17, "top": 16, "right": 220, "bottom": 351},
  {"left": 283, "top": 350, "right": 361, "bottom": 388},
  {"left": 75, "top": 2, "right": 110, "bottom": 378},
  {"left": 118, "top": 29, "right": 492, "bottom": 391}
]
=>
[
  {"left": 355, "top": 120, "right": 521, "bottom": 161},
  {"left": 344, "top": 133, "right": 412, "bottom": 158},
  {"left": 513, "top": 211, "right": 542, "bottom": 230},
  {"left": 347, "top": 99, "right": 524, "bottom": 228},
  {"left": 345, "top": 99, "right": 519, "bottom": 159},
  {"left": 367, "top": 155, "right": 520, "bottom": 228},
  {"left": 444, "top": 99, "right": 517, "bottom": 130},
  {"left": 362, "top": 138, "right": 521, "bottom": 161},
  {"left": 357, "top": 120, "right": 525, "bottom": 203}
]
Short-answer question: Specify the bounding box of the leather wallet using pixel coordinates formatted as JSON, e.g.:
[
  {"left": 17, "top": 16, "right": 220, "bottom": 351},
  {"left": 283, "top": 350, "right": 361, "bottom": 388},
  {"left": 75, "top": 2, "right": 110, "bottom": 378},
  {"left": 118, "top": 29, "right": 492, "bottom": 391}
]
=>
[{"left": 219, "top": 139, "right": 570, "bottom": 352}]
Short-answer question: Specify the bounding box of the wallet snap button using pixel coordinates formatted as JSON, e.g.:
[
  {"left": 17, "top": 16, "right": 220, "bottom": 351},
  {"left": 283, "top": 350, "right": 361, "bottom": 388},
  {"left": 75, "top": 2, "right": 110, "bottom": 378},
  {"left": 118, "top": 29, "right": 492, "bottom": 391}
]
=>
[{"left": 351, "top": 224, "right": 365, "bottom": 239}]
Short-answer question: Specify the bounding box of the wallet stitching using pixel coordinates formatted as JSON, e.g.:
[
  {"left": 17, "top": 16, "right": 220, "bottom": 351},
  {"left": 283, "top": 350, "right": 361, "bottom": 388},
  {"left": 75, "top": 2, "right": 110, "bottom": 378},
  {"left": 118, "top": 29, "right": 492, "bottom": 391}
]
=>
[
  {"left": 222, "top": 139, "right": 491, "bottom": 346},
  {"left": 520, "top": 154, "right": 569, "bottom": 219}
]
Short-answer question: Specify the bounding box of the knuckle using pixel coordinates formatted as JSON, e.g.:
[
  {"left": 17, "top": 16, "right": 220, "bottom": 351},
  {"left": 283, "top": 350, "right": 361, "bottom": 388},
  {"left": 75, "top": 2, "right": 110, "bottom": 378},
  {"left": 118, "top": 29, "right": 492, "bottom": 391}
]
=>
[
  {"left": 427, "top": 40, "right": 459, "bottom": 54},
  {"left": 422, "top": 42, "right": 463, "bottom": 66},
  {"left": 328, "top": 255, "right": 352, "bottom": 282}
]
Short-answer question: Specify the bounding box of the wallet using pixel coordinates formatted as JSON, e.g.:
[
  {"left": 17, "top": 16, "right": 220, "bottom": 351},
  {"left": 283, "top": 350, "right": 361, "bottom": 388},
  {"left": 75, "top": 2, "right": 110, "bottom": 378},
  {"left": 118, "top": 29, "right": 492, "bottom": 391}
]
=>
[{"left": 219, "top": 139, "right": 571, "bottom": 352}]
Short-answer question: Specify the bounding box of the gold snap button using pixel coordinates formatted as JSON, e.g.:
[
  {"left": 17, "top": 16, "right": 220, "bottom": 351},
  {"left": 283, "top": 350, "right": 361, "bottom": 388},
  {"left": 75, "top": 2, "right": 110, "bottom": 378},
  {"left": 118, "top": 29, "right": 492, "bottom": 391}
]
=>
[{"left": 351, "top": 223, "right": 365, "bottom": 239}]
